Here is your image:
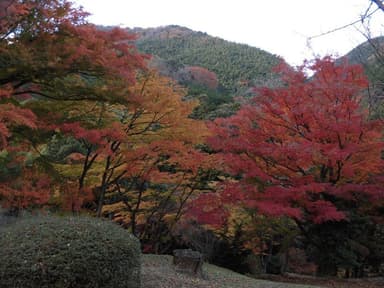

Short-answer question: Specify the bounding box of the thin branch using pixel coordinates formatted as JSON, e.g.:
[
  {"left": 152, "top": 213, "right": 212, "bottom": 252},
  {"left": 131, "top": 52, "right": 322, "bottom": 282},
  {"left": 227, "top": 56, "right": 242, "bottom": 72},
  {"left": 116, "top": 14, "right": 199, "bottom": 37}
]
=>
[
  {"left": 308, "top": 7, "right": 379, "bottom": 41},
  {"left": 372, "top": 0, "right": 384, "bottom": 12}
]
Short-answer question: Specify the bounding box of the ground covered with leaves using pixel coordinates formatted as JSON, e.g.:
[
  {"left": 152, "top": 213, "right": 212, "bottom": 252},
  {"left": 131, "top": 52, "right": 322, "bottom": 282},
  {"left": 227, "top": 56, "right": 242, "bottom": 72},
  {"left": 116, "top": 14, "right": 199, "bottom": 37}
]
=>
[{"left": 141, "top": 254, "right": 384, "bottom": 288}]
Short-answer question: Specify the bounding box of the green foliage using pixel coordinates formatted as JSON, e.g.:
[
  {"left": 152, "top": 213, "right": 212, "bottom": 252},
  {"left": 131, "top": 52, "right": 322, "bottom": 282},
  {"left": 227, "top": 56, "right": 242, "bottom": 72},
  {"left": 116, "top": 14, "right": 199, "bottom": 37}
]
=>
[
  {"left": 186, "top": 84, "right": 238, "bottom": 119},
  {"left": 135, "top": 26, "right": 280, "bottom": 93},
  {"left": 128, "top": 25, "right": 281, "bottom": 119},
  {"left": 42, "top": 135, "right": 87, "bottom": 163},
  {"left": 0, "top": 216, "right": 141, "bottom": 288},
  {"left": 0, "top": 150, "right": 14, "bottom": 181}
]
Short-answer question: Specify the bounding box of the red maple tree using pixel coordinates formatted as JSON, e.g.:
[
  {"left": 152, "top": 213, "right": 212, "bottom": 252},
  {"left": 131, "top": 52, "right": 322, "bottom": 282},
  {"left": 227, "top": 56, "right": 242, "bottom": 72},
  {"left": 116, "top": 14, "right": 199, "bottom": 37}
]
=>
[
  {"left": 202, "top": 57, "right": 384, "bottom": 275},
  {"left": 0, "top": 0, "right": 146, "bottom": 211},
  {"left": 177, "top": 66, "right": 219, "bottom": 90},
  {"left": 207, "top": 57, "right": 384, "bottom": 225}
]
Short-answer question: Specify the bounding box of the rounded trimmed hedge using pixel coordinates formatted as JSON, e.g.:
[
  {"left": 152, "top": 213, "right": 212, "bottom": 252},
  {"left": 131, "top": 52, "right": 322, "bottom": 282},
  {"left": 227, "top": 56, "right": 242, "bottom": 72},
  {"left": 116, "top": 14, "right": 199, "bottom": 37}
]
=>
[{"left": 0, "top": 215, "right": 141, "bottom": 288}]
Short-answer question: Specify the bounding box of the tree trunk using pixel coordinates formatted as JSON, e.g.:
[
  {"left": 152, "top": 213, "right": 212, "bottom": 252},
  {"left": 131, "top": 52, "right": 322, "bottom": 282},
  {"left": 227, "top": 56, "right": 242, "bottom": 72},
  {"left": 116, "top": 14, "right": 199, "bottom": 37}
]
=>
[{"left": 96, "top": 155, "right": 111, "bottom": 217}]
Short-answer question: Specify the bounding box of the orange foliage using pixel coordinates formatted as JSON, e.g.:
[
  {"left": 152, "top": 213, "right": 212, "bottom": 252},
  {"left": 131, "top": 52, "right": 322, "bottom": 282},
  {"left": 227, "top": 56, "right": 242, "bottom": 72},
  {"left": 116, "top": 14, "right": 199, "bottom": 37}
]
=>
[{"left": 98, "top": 72, "right": 216, "bottom": 249}]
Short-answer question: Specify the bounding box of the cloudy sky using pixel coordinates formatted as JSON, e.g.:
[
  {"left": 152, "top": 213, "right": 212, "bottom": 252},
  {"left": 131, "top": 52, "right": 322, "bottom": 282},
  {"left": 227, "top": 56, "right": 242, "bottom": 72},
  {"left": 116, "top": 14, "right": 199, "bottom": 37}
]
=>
[{"left": 74, "top": 0, "right": 384, "bottom": 65}]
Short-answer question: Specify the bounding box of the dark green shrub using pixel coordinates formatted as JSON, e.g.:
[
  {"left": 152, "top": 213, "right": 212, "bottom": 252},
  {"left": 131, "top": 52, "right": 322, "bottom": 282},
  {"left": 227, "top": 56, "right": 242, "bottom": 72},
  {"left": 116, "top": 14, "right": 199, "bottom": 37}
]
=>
[{"left": 0, "top": 215, "right": 141, "bottom": 288}]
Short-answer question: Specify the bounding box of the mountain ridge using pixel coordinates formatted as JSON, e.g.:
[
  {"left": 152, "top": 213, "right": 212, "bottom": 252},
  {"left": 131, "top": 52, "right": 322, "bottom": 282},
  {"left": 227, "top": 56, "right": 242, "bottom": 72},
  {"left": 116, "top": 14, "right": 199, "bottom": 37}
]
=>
[{"left": 129, "top": 25, "right": 282, "bottom": 92}]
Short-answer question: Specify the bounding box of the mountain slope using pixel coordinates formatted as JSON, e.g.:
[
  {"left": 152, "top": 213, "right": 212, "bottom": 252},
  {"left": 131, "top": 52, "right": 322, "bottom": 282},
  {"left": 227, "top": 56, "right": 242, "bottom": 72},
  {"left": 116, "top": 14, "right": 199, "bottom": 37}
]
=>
[
  {"left": 342, "top": 36, "right": 384, "bottom": 117},
  {"left": 343, "top": 36, "right": 384, "bottom": 66},
  {"left": 131, "top": 25, "right": 281, "bottom": 93},
  {"left": 126, "top": 25, "right": 282, "bottom": 119}
]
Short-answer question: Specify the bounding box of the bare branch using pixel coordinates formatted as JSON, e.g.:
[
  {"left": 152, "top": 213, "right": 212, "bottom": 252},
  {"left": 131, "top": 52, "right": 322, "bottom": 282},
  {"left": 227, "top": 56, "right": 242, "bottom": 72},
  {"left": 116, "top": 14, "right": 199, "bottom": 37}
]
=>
[
  {"left": 308, "top": 7, "right": 379, "bottom": 41},
  {"left": 372, "top": 0, "right": 384, "bottom": 12}
]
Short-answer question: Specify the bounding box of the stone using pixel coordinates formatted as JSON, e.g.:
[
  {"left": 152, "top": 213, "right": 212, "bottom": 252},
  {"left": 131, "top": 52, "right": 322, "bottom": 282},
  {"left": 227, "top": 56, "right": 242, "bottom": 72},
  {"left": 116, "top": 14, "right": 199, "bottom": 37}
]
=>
[{"left": 173, "top": 249, "right": 204, "bottom": 278}]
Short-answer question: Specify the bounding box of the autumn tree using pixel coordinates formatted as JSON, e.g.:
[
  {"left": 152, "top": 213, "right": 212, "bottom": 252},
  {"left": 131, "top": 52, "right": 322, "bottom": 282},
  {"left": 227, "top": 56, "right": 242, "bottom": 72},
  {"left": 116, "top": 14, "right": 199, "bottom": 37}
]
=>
[
  {"left": 0, "top": 0, "right": 146, "bottom": 211},
  {"left": 176, "top": 66, "right": 219, "bottom": 90},
  {"left": 95, "top": 72, "right": 216, "bottom": 253},
  {"left": 0, "top": 0, "right": 144, "bottom": 102},
  {"left": 208, "top": 57, "right": 384, "bottom": 276}
]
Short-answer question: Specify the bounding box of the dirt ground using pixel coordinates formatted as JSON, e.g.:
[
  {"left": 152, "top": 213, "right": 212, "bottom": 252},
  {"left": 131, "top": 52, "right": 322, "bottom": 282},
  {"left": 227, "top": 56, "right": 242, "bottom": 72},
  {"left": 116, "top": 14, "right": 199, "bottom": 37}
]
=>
[
  {"left": 142, "top": 254, "right": 384, "bottom": 288},
  {"left": 257, "top": 273, "right": 384, "bottom": 288}
]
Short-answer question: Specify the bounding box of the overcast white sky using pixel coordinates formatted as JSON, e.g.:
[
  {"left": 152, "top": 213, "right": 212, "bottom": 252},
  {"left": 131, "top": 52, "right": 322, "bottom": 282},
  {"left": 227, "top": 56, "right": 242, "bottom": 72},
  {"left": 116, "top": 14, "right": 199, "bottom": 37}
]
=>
[{"left": 74, "top": 0, "right": 384, "bottom": 65}]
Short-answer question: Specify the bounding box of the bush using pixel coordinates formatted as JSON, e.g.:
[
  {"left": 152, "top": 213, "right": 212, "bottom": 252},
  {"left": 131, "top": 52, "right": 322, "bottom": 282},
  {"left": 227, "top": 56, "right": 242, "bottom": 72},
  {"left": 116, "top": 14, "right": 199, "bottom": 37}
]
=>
[{"left": 0, "top": 215, "right": 141, "bottom": 288}]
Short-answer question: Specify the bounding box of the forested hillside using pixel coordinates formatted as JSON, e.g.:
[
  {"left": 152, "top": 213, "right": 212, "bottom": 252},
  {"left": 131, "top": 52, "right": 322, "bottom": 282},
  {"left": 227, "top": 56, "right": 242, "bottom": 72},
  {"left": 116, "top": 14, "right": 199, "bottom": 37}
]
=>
[
  {"left": 127, "top": 25, "right": 282, "bottom": 119},
  {"left": 343, "top": 36, "right": 384, "bottom": 65},
  {"left": 132, "top": 25, "right": 281, "bottom": 92},
  {"left": 342, "top": 36, "right": 384, "bottom": 117}
]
